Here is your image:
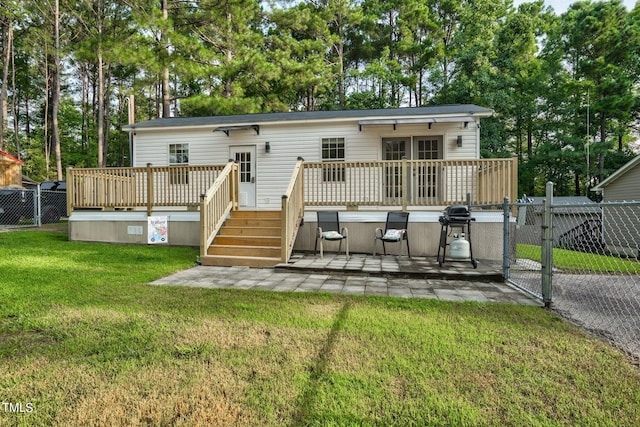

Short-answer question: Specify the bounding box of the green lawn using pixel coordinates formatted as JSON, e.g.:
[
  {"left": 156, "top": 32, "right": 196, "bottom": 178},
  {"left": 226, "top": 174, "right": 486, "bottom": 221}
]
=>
[
  {"left": 1, "top": 228, "right": 639, "bottom": 426},
  {"left": 517, "top": 243, "right": 640, "bottom": 274}
]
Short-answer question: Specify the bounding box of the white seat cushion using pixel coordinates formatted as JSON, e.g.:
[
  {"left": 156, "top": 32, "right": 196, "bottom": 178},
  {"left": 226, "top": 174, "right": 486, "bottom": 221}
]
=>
[
  {"left": 382, "top": 229, "right": 403, "bottom": 241},
  {"left": 322, "top": 230, "right": 343, "bottom": 240}
]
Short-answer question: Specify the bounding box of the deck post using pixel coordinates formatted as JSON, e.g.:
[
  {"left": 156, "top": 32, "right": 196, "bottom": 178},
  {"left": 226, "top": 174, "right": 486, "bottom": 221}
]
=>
[
  {"left": 146, "top": 163, "right": 153, "bottom": 216},
  {"left": 298, "top": 157, "right": 304, "bottom": 215},
  {"left": 228, "top": 160, "right": 239, "bottom": 211},
  {"left": 401, "top": 156, "right": 408, "bottom": 211},
  {"left": 281, "top": 195, "right": 289, "bottom": 263},
  {"left": 66, "top": 167, "right": 74, "bottom": 216},
  {"left": 199, "top": 193, "right": 206, "bottom": 259},
  {"left": 510, "top": 157, "right": 518, "bottom": 206}
]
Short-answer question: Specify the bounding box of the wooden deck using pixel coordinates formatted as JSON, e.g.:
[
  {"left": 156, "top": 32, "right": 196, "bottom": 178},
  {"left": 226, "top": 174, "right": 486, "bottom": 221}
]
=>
[{"left": 67, "top": 158, "right": 517, "bottom": 267}]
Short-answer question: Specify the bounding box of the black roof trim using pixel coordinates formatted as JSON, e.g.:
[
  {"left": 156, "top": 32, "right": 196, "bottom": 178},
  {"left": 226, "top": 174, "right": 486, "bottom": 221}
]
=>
[{"left": 124, "top": 105, "right": 493, "bottom": 131}]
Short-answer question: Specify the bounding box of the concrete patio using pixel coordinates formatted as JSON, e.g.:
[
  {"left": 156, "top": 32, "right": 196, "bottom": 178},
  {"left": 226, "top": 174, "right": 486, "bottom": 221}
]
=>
[
  {"left": 276, "top": 253, "right": 503, "bottom": 281},
  {"left": 151, "top": 253, "right": 542, "bottom": 306}
]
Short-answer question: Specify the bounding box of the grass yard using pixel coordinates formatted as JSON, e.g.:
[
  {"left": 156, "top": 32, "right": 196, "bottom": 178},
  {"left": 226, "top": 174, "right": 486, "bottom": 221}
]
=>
[
  {"left": 517, "top": 243, "right": 640, "bottom": 274},
  {"left": 1, "top": 228, "right": 639, "bottom": 426}
]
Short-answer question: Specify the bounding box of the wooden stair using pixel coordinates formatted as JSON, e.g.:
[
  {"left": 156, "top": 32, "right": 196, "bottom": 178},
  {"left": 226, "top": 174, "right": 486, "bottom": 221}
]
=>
[{"left": 200, "top": 210, "right": 282, "bottom": 267}]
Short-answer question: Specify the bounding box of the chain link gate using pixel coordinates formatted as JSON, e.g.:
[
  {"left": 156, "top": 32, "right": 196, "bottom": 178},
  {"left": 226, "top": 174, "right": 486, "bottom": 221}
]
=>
[
  {"left": 507, "top": 199, "right": 545, "bottom": 301},
  {"left": 505, "top": 182, "right": 640, "bottom": 359}
]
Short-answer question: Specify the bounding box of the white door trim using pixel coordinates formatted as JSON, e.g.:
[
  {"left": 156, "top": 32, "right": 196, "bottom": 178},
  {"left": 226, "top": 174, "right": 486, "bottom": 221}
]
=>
[{"left": 230, "top": 145, "right": 257, "bottom": 207}]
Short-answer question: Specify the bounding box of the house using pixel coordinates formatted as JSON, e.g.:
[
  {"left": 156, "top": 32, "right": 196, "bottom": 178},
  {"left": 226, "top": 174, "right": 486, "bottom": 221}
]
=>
[
  {"left": 67, "top": 105, "right": 518, "bottom": 266},
  {"left": 123, "top": 105, "right": 495, "bottom": 209},
  {"left": 0, "top": 149, "right": 24, "bottom": 188},
  {"left": 591, "top": 155, "right": 640, "bottom": 202},
  {"left": 517, "top": 196, "right": 604, "bottom": 252},
  {"left": 591, "top": 155, "right": 640, "bottom": 257}
]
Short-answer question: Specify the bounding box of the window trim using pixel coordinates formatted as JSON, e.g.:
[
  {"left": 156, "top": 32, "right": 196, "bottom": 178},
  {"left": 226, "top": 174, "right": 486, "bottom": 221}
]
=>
[
  {"left": 321, "top": 137, "right": 346, "bottom": 182},
  {"left": 168, "top": 143, "right": 189, "bottom": 185}
]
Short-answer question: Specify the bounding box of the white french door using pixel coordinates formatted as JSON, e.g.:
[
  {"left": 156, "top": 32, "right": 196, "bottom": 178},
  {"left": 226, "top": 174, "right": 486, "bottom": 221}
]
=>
[
  {"left": 382, "top": 136, "right": 443, "bottom": 202},
  {"left": 413, "top": 136, "right": 443, "bottom": 201},
  {"left": 230, "top": 145, "right": 256, "bottom": 207}
]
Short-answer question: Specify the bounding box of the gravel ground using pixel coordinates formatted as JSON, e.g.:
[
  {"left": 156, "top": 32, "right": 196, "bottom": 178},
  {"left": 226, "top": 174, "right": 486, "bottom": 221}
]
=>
[
  {"left": 552, "top": 273, "right": 640, "bottom": 359},
  {"left": 510, "top": 266, "right": 640, "bottom": 360}
]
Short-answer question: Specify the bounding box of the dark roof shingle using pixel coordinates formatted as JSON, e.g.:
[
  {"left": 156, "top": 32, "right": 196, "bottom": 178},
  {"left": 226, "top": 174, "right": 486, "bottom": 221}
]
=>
[{"left": 124, "top": 104, "right": 493, "bottom": 130}]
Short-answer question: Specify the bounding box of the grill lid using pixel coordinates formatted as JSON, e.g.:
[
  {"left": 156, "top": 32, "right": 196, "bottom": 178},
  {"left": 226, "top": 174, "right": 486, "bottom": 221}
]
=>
[{"left": 445, "top": 205, "right": 470, "bottom": 218}]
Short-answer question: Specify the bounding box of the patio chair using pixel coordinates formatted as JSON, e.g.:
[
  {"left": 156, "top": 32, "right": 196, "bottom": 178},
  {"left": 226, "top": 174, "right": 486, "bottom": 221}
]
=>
[
  {"left": 315, "top": 211, "right": 348, "bottom": 258},
  {"left": 373, "top": 211, "right": 410, "bottom": 257}
]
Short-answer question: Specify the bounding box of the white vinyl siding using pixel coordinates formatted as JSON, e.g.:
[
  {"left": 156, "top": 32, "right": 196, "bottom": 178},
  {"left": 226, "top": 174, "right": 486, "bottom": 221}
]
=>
[
  {"left": 602, "top": 164, "right": 640, "bottom": 202},
  {"left": 132, "top": 120, "right": 481, "bottom": 209}
]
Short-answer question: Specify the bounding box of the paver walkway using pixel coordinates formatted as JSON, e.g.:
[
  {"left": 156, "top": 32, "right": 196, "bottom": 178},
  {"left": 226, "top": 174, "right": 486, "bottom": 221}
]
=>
[
  {"left": 151, "top": 253, "right": 542, "bottom": 305},
  {"left": 277, "top": 253, "right": 503, "bottom": 281}
]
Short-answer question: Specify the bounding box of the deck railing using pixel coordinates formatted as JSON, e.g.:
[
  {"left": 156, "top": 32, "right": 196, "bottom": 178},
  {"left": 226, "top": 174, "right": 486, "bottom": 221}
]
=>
[
  {"left": 199, "top": 161, "right": 239, "bottom": 257},
  {"left": 67, "top": 164, "right": 227, "bottom": 215},
  {"left": 281, "top": 157, "right": 305, "bottom": 263},
  {"left": 303, "top": 157, "right": 517, "bottom": 209}
]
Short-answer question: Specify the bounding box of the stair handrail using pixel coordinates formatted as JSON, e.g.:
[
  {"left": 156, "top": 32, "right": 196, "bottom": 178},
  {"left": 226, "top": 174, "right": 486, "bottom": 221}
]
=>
[
  {"left": 281, "top": 157, "right": 305, "bottom": 263},
  {"left": 200, "top": 160, "right": 239, "bottom": 258}
]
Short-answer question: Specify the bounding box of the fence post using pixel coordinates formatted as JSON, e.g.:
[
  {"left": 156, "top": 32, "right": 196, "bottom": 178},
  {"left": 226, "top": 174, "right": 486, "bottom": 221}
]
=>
[
  {"left": 541, "top": 181, "right": 554, "bottom": 308},
  {"left": 35, "top": 185, "right": 42, "bottom": 227},
  {"left": 503, "top": 197, "right": 510, "bottom": 280}
]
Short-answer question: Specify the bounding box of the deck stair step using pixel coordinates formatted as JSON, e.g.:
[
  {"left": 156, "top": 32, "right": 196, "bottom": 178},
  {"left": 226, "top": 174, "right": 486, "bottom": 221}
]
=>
[
  {"left": 207, "top": 245, "right": 281, "bottom": 258},
  {"left": 201, "top": 210, "right": 282, "bottom": 267},
  {"left": 224, "top": 218, "right": 281, "bottom": 228},
  {"left": 213, "top": 235, "right": 280, "bottom": 247},
  {"left": 218, "top": 227, "right": 281, "bottom": 237}
]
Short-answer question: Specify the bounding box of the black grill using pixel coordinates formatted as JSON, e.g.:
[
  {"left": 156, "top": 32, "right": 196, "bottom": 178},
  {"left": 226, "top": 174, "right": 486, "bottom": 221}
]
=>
[
  {"left": 437, "top": 205, "right": 477, "bottom": 268},
  {"left": 439, "top": 205, "right": 471, "bottom": 225}
]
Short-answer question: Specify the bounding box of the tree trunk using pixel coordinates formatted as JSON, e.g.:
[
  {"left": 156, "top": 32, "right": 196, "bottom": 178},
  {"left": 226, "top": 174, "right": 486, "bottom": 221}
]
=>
[
  {"left": 598, "top": 112, "right": 606, "bottom": 183},
  {"left": 11, "top": 35, "right": 18, "bottom": 157},
  {"left": 103, "top": 65, "right": 112, "bottom": 165},
  {"left": 161, "top": 0, "right": 170, "bottom": 118},
  {"left": 44, "top": 53, "right": 50, "bottom": 177},
  {"left": 0, "top": 21, "right": 12, "bottom": 151},
  {"left": 53, "top": 0, "right": 63, "bottom": 180},
  {"left": 97, "top": 50, "right": 105, "bottom": 168},
  {"left": 81, "top": 64, "right": 90, "bottom": 166}
]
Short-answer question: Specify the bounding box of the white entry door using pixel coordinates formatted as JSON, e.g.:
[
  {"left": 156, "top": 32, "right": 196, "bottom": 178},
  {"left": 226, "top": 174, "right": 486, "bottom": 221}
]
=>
[{"left": 230, "top": 145, "right": 256, "bottom": 207}]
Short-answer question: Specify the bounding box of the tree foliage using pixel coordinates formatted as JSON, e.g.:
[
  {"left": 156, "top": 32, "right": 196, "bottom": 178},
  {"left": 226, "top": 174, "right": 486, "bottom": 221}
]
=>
[{"left": 0, "top": 0, "right": 638, "bottom": 195}]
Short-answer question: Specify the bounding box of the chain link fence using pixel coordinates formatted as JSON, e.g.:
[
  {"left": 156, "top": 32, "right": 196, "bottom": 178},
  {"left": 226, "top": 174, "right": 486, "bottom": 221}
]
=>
[
  {"left": 509, "top": 199, "right": 545, "bottom": 300},
  {"left": 507, "top": 184, "right": 640, "bottom": 359},
  {"left": 0, "top": 187, "right": 67, "bottom": 228}
]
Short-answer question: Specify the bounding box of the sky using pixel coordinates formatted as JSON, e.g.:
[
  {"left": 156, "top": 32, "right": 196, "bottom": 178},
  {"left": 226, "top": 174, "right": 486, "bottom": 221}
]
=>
[{"left": 515, "top": 0, "right": 637, "bottom": 13}]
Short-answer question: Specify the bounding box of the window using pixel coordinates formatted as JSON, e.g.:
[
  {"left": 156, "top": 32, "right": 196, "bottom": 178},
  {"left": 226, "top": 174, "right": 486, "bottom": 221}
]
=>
[
  {"left": 416, "top": 137, "right": 441, "bottom": 160},
  {"left": 234, "top": 151, "right": 252, "bottom": 183},
  {"left": 169, "top": 143, "right": 189, "bottom": 184},
  {"left": 321, "top": 137, "right": 345, "bottom": 182}
]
